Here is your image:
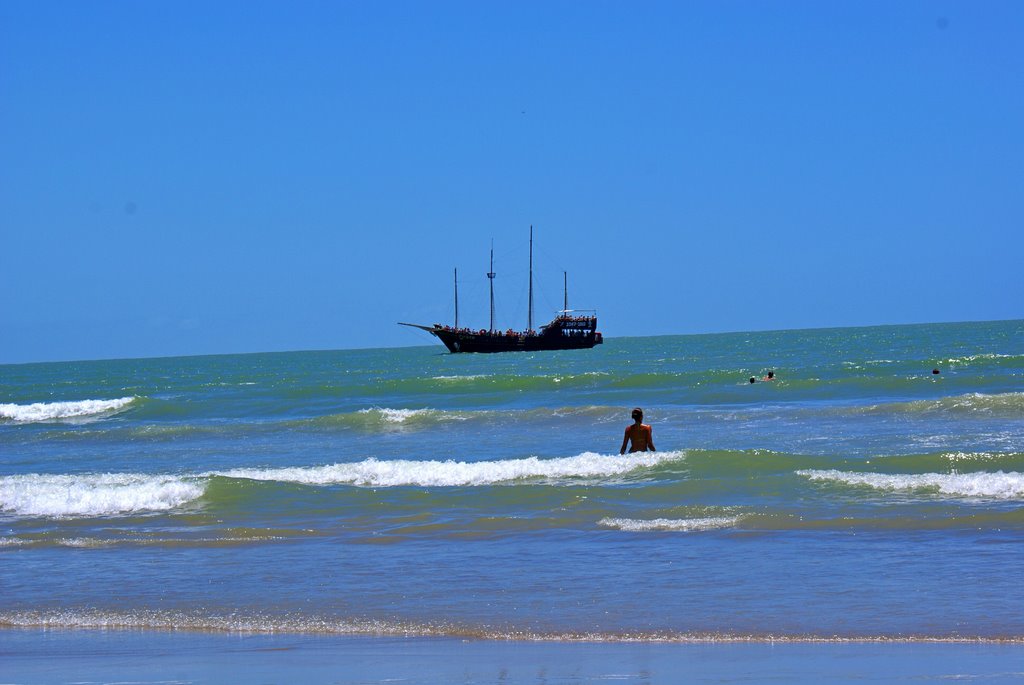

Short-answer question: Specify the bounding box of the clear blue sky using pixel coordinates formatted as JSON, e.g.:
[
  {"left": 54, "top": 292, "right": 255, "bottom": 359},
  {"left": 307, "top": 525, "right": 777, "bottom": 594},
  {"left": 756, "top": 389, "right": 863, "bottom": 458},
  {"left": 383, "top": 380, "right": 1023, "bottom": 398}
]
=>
[{"left": 1, "top": 1, "right": 1021, "bottom": 363}]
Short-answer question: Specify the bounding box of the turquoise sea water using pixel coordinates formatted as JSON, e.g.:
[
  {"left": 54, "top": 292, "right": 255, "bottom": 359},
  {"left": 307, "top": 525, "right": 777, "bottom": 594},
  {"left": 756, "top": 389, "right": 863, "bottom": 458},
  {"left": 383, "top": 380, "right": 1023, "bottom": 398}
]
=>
[{"left": 2, "top": 320, "right": 1023, "bottom": 642}]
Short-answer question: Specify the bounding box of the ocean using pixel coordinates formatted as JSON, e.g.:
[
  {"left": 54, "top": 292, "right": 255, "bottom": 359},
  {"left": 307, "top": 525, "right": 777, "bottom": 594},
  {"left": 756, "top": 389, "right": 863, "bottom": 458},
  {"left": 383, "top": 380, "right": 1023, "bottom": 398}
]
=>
[{"left": 2, "top": 320, "right": 1023, "bottom": 682}]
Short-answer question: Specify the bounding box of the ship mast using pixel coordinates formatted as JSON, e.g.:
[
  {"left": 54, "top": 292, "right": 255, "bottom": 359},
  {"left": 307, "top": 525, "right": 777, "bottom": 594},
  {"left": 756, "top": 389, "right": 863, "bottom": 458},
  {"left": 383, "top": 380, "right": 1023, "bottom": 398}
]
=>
[
  {"left": 454, "top": 268, "right": 459, "bottom": 329},
  {"left": 487, "top": 241, "right": 496, "bottom": 333},
  {"left": 563, "top": 271, "right": 568, "bottom": 315},
  {"left": 528, "top": 226, "right": 534, "bottom": 332}
]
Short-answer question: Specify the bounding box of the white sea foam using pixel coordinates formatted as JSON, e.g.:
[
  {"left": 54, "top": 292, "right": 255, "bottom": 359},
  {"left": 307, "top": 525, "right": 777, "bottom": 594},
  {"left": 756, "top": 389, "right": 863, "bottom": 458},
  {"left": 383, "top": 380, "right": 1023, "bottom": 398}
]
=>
[
  {"left": 2, "top": 608, "right": 1020, "bottom": 642},
  {"left": 0, "top": 609, "right": 459, "bottom": 638},
  {"left": 852, "top": 393, "right": 1024, "bottom": 419},
  {"left": 358, "top": 407, "right": 472, "bottom": 423},
  {"left": 797, "top": 469, "right": 1024, "bottom": 500},
  {"left": 362, "top": 407, "right": 426, "bottom": 423},
  {"left": 943, "top": 451, "right": 1004, "bottom": 464},
  {"left": 389, "top": 408, "right": 427, "bottom": 422},
  {"left": 599, "top": 516, "right": 739, "bottom": 532},
  {"left": 0, "top": 473, "right": 206, "bottom": 518},
  {"left": 925, "top": 393, "right": 1024, "bottom": 414},
  {"left": 0, "top": 535, "right": 287, "bottom": 548},
  {"left": 56, "top": 537, "right": 114, "bottom": 548},
  {"left": 218, "top": 451, "right": 683, "bottom": 488},
  {"left": 945, "top": 353, "right": 1018, "bottom": 364},
  {"left": 0, "top": 452, "right": 683, "bottom": 518},
  {"left": 0, "top": 397, "right": 136, "bottom": 423}
]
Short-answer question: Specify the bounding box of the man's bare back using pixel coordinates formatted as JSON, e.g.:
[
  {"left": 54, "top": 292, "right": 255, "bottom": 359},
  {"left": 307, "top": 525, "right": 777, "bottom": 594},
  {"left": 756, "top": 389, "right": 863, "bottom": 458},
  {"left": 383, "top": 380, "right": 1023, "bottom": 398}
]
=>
[{"left": 620, "top": 408, "right": 656, "bottom": 454}]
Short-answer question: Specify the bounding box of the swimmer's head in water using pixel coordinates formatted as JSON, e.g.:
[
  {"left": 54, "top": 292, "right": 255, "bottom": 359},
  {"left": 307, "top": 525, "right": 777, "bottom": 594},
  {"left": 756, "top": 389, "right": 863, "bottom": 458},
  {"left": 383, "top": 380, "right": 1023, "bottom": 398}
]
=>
[
  {"left": 750, "top": 377, "right": 756, "bottom": 383},
  {"left": 631, "top": 408, "right": 643, "bottom": 421}
]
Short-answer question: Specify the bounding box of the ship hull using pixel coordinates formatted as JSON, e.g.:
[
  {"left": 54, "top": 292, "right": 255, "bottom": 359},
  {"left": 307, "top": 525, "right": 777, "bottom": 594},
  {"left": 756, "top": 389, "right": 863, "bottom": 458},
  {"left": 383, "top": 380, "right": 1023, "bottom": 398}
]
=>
[{"left": 431, "top": 328, "right": 602, "bottom": 353}]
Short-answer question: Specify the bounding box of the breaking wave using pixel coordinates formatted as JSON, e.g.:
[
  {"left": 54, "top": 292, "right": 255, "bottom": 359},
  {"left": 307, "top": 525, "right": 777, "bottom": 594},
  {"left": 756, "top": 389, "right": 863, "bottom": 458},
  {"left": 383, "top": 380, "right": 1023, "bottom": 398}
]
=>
[
  {"left": 0, "top": 473, "right": 205, "bottom": 518},
  {"left": 0, "top": 397, "right": 138, "bottom": 423},
  {"left": 0, "top": 451, "right": 686, "bottom": 518},
  {"left": 797, "top": 469, "right": 1024, "bottom": 499},
  {"left": 0, "top": 531, "right": 299, "bottom": 549},
  {"left": 856, "top": 392, "right": 1024, "bottom": 417},
  {"left": 599, "top": 516, "right": 740, "bottom": 532},
  {"left": 942, "top": 352, "right": 1024, "bottom": 367},
  {"left": 352, "top": 406, "right": 476, "bottom": 425},
  {"left": 218, "top": 451, "right": 684, "bottom": 488},
  {"left": 295, "top": 406, "right": 619, "bottom": 432},
  {"left": 364, "top": 407, "right": 433, "bottom": 423}
]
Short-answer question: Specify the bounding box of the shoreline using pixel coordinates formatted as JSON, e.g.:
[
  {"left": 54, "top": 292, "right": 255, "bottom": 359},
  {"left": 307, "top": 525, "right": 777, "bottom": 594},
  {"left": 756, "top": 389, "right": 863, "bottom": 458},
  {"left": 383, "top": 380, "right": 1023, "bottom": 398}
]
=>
[{"left": 3, "top": 617, "right": 1024, "bottom": 644}]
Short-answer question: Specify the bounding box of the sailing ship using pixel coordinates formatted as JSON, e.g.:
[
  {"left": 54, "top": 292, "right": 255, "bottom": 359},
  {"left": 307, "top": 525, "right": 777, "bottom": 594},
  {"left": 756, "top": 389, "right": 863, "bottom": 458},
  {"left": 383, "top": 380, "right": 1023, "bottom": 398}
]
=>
[{"left": 400, "top": 227, "right": 603, "bottom": 353}]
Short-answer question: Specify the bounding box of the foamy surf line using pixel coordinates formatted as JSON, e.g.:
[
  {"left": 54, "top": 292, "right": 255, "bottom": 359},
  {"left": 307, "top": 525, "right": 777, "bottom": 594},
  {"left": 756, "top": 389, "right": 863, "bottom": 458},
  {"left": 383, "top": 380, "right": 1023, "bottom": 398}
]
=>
[
  {"left": 1, "top": 610, "right": 1021, "bottom": 643},
  {"left": 346, "top": 403, "right": 614, "bottom": 423},
  {"left": 853, "top": 392, "right": 1024, "bottom": 416},
  {"left": 0, "top": 452, "right": 685, "bottom": 517},
  {"left": 797, "top": 469, "right": 1024, "bottom": 499},
  {"left": 599, "top": 516, "right": 740, "bottom": 532},
  {"left": 0, "top": 532, "right": 299, "bottom": 548},
  {"left": 357, "top": 407, "right": 455, "bottom": 424},
  {"left": 0, "top": 396, "right": 137, "bottom": 423},
  {"left": 0, "top": 473, "right": 205, "bottom": 518},
  {"left": 217, "top": 450, "right": 685, "bottom": 487}
]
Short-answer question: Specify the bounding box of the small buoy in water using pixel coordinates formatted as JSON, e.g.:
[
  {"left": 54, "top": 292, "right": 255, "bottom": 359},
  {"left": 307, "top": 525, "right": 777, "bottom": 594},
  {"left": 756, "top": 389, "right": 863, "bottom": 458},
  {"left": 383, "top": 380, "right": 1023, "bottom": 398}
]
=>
[{"left": 932, "top": 368, "right": 940, "bottom": 375}]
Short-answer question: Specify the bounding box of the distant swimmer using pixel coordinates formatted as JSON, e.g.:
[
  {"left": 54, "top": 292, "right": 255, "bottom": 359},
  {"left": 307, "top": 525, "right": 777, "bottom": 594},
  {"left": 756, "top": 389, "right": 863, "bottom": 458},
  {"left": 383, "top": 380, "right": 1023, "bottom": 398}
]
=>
[
  {"left": 620, "top": 407, "right": 656, "bottom": 454},
  {"left": 932, "top": 368, "right": 941, "bottom": 375},
  {"left": 762, "top": 371, "right": 775, "bottom": 381},
  {"left": 749, "top": 377, "right": 757, "bottom": 384}
]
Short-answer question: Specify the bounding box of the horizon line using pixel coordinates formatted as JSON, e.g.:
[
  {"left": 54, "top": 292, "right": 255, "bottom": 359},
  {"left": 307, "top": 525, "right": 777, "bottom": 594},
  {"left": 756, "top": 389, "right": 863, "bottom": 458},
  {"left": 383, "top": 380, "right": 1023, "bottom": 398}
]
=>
[{"left": 2, "top": 317, "right": 1020, "bottom": 368}]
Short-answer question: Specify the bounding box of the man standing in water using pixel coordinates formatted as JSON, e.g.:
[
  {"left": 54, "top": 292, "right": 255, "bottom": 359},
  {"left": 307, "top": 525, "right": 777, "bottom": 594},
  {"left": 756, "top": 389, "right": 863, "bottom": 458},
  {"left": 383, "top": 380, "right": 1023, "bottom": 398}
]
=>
[{"left": 620, "top": 407, "right": 656, "bottom": 454}]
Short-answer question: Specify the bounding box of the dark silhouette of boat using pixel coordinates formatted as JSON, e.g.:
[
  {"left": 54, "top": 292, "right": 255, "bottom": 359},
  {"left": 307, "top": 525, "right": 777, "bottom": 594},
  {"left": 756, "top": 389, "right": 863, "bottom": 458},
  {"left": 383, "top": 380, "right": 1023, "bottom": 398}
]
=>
[{"left": 400, "top": 227, "right": 603, "bottom": 353}]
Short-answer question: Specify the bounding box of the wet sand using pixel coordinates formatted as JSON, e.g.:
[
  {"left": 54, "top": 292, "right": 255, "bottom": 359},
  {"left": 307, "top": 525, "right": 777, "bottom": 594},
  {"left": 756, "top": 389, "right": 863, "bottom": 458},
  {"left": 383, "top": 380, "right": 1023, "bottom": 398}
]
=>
[{"left": 3, "top": 629, "right": 1024, "bottom": 684}]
